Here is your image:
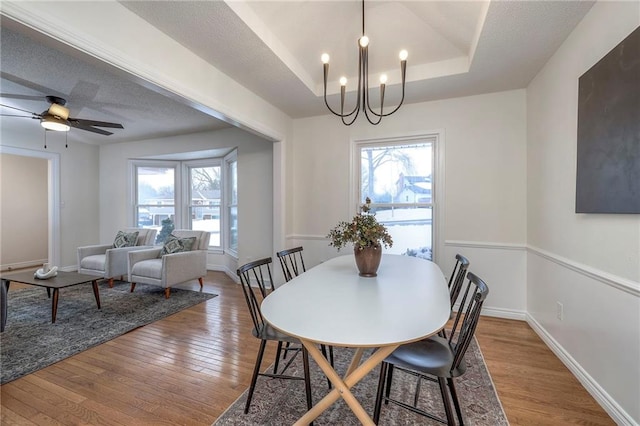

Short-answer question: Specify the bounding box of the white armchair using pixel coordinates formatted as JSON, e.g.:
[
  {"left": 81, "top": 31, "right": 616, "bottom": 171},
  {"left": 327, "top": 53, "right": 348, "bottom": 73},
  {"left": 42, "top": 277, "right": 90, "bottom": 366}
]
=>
[
  {"left": 128, "top": 230, "right": 210, "bottom": 299},
  {"left": 77, "top": 228, "right": 157, "bottom": 288}
]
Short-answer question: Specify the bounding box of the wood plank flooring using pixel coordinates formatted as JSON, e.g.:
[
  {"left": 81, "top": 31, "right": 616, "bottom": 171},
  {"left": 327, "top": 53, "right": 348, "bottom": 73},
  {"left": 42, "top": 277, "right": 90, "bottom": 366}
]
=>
[{"left": 1, "top": 271, "right": 614, "bottom": 425}]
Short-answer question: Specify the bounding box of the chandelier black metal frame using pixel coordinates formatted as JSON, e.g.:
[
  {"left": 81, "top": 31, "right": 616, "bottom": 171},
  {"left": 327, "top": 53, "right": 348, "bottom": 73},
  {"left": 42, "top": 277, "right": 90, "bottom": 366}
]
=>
[{"left": 321, "top": 0, "right": 407, "bottom": 126}]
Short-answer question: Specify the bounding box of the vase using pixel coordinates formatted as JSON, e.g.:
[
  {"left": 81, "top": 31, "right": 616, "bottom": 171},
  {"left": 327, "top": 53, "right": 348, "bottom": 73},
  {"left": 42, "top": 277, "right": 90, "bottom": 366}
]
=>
[{"left": 354, "top": 244, "right": 382, "bottom": 277}]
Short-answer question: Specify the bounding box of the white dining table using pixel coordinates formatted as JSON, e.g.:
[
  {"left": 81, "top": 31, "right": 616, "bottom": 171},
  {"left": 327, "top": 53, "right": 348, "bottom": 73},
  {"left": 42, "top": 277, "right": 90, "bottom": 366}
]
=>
[{"left": 260, "top": 253, "right": 450, "bottom": 425}]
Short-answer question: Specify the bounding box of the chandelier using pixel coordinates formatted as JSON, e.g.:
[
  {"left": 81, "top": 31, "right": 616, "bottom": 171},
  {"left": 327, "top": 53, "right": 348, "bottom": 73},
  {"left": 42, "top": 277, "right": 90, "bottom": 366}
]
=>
[{"left": 321, "top": 0, "right": 407, "bottom": 125}]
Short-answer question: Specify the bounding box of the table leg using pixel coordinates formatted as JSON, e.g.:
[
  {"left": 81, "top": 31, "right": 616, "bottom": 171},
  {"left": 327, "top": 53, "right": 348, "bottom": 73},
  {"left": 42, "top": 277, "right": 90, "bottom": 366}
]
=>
[
  {"left": 51, "top": 288, "right": 59, "bottom": 323},
  {"left": 91, "top": 280, "right": 101, "bottom": 309},
  {"left": 1, "top": 279, "right": 9, "bottom": 332},
  {"left": 294, "top": 341, "right": 399, "bottom": 426}
]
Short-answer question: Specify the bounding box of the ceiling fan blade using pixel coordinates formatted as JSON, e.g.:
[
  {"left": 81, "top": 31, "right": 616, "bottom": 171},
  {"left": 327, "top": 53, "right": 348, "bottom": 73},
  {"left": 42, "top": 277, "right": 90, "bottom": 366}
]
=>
[
  {"left": 0, "top": 103, "right": 40, "bottom": 117},
  {"left": 0, "top": 93, "right": 46, "bottom": 101},
  {"left": 68, "top": 117, "right": 123, "bottom": 129},
  {"left": 67, "top": 120, "right": 115, "bottom": 135},
  {"left": 0, "top": 113, "right": 38, "bottom": 118}
]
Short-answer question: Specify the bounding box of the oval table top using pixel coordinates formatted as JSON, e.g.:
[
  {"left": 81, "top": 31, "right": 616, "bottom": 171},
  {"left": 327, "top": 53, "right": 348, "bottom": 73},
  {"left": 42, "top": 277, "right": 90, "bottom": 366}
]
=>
[{"left": 261, "top": 254, "right": 450, "bottom": 347}]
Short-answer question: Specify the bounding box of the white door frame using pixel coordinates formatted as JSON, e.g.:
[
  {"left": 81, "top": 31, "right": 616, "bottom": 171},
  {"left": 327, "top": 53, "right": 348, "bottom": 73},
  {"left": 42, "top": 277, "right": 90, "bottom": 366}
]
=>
[{"left": 0, "top": 145, "right": 61, "bottom": 267}]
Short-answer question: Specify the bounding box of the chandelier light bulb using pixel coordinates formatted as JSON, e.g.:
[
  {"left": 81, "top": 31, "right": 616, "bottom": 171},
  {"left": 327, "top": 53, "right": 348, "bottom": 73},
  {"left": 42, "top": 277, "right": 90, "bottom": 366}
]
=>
[
  {"left": 379, "top": 74, "right": 388, "bottom": 84},
  {"left": 321, "top": 53, "right": 330, "bottom": 64},
  {"left": 399, "top": 50, "right": 408, "bottom": 61},
  {"left": 340, "top": 77, "right": 348, "bottom": 86},
  {"left": 359, "top": 36, "right": 369, "bottom": 48}
]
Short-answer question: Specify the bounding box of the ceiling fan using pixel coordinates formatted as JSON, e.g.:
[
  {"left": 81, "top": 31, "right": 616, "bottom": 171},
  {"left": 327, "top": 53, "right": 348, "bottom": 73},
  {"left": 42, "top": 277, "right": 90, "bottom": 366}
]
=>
[{"left": 0, "top": 95, "right": 124, "bottom": 135}]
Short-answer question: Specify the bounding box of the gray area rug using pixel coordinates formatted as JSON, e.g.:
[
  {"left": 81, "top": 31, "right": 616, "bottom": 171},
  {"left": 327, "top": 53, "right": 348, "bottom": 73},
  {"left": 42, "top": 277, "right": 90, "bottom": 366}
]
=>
[
  {"left": 0, "top": 280, "right": 216, "bottom": 384},
  {"left": 214, "top": 338, "right": 508, "bottom": 425}
]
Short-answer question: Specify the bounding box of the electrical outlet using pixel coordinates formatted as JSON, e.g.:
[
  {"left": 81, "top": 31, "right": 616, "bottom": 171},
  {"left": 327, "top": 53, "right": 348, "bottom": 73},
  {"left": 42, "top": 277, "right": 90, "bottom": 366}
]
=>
[{"left": 556, "top": 302, "right": 564, "bottom": 320}]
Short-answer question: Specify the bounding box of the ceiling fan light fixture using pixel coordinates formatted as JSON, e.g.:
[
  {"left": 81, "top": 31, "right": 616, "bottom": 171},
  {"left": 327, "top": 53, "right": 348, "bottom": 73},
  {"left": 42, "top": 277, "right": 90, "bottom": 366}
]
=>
[
  {"left": 41, "top": 115, "right": 70, "bottom": 132},
  {"left": 48, "top": 103, "right": 69, "bottom": 120}
]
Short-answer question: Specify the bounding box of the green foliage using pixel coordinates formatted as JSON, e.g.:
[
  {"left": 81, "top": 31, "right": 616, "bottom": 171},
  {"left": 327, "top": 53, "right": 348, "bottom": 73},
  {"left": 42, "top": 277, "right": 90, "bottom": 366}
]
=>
[
  {"left": 327, "top": 198, "right": 393, "bottom": 251},
  {"left": 156, "top": 217, "right": 175, "bottom": 244}
]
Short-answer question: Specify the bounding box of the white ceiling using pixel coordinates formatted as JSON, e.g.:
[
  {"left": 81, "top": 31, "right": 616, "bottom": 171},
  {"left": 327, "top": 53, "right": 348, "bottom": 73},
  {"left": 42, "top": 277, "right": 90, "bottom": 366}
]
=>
[{"left": 0, "top": 1, "right": 595, "bottom": 146}]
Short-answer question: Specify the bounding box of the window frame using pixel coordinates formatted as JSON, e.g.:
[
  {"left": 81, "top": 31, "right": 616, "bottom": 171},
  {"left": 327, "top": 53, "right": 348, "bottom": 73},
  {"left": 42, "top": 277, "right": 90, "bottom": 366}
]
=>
[
  {"left": 223, "top": 150, "right": 238, "bottom": 258},
  {"left": 351, "top": 133, "right": 445, "bottom": 265},
  {"left": 130, "top": 155, "right": 234, "bottom": 253}
]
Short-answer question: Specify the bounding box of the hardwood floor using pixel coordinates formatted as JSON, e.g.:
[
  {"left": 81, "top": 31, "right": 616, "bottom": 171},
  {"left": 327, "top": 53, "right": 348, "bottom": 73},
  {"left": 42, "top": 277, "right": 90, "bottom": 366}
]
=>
[{"left": 1, "top": 271, "right": 614, "bottom": 425}]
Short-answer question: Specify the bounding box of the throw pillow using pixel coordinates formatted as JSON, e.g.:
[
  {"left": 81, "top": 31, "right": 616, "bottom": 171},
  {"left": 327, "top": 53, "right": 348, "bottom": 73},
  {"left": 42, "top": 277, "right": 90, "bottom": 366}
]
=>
[
  {"left": 113, "top": 230, "right": 139, "bottom": 248},
  {"left": 159, "top": 234, "right": 197, "bottom": 256}
]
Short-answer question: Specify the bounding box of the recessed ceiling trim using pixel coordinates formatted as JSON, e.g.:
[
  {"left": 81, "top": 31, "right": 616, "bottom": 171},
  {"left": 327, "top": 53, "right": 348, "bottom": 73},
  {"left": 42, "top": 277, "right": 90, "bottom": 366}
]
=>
[
  {"left": 224, "top": 0, "right": 317, "bottom": 95},
  {"left": 320, "top": 56, "right": 470, "bottom": 97},
  {"left": 469, "top": 1, "right": 491, "bottom": 64}
]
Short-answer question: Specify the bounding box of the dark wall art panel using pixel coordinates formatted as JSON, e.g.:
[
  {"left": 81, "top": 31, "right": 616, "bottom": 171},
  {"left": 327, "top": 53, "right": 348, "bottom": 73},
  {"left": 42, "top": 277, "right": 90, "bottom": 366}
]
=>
[{"left": 576, "top": 26, "right": 640, "bottom": 214}]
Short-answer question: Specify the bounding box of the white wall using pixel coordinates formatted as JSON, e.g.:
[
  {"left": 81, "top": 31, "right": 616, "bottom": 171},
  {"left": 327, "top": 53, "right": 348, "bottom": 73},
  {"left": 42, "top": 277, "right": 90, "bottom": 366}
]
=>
[
  {"left": 98, "top": 127, "right": 273, "bottom": 277},
  {"left": 0, "top": 124, "right": 100, "bottom": 268},
  {"left": 526, "top": 2, "right": 640, "bottom": 424},
  {"left": 0, "top": 153, "right": 48, "bottom": 269},
  {"left": 290, "top": 89, "right": 528, "bottom": 317}
]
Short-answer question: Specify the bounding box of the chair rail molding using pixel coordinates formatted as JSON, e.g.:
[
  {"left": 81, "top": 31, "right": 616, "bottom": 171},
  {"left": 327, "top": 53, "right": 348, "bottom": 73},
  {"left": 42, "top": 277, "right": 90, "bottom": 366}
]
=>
[
  {"left": 528, "top": 245, "right": 639, "bottom": 297},
  {"left": 445, "top": 240, "right": 527, "bottom": 251}
]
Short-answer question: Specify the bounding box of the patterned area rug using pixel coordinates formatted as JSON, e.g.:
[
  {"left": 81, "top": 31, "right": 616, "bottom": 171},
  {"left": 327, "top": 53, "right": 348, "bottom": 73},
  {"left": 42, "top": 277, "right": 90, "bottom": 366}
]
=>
[
  {"left": 214, "top": 338, "right": 508, "bottom": 425},
  {"left": 0, "top": 280, "right": 216, "bottom": 384}
]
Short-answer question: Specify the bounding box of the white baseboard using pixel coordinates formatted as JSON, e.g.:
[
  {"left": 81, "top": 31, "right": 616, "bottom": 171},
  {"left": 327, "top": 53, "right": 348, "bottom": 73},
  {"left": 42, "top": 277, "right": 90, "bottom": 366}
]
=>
[
  {"left": 481, "top": 306, "right": 527, "bottom": 321},
  {"left": 207, "top": 264, "right": 239, "bottom": 283},
  {"left": 1, "top": 259, "right": 48, "bottom": 272},
  {"left": 526, "top": 314, "right": 635, "bottom": 425}
]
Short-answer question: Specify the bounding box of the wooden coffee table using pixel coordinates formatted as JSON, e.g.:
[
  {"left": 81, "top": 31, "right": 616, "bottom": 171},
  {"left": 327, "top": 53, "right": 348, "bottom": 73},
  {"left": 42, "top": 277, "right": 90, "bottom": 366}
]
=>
[{"left": 0, "top": 270, "right": 101, "bottom": 331}]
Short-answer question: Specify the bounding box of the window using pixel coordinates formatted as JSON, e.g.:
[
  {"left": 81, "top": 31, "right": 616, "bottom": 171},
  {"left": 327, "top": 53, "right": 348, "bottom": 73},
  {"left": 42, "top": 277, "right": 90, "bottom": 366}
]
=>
[
  {"left": 356, "top": 139, "right": 435, "bottom": 260},
  {"left": 187, "top": 163, "right": 221, "bottom": 246},
  {"left": 224, "top": 151, "right": 238, "bottom": 256},
  {"left": 131, "top": 151, "right": 237, "bottom": 254},
  {"left": 134, "top": 164, "right": 176, "bottom": 242}
]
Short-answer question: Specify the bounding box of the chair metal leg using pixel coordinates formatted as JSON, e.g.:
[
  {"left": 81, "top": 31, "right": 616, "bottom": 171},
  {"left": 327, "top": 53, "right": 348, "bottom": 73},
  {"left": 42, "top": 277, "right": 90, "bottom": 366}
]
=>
[
  {"left": 373, "top": 361, "right": 389, "bottom": 424},
  {"left": 413, "top": 374, "right": 423, "bottom": 407},
  {"left": 448, "top": 377, "right": 464, "bottom": 425},
  {"left": 274, "top": 341, "right": 283, "bottom": 375},
  {"left": 245, "top": 339, "right": 267, "bottom": 414},
  {"left": 282, "top": 341, "right": 291, "bottom": 359},
  {"left": 438, "top": 377, "right": 456, "bottom": 425},
  {"left": 384, "top": 364, "right": 395, "bottom": 404},
  {"left": 320, "top": 344, "right": 332, "bottom": 389}
]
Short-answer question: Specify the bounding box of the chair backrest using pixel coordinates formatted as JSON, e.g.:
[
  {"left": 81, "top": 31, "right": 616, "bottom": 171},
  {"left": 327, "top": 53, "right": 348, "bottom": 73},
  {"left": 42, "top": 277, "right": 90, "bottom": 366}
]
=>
[
  {"left": 170, "top": 230, "right": 211, "bottom": 250},
  {"left": 276, "top": 246, "right": 306, "bottom": 282},
  {"left": 447, "top": 254, "right": 470, "bottom": 308},
  {"left": 237, "top": 257, "right": 275, "bottom": 332},
  {"left": 447, "top": 271, "right": 489, "bottom": 373},
  {"left": 122, "top": 227, "right": 157, "bottom": 246}
]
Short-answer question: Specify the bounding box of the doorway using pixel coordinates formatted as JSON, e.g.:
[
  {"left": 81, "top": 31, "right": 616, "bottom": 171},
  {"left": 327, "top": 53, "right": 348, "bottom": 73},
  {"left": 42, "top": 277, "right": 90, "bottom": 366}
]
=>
[{"left": 0, "top": 146, "right": 60, "bottom": 269}]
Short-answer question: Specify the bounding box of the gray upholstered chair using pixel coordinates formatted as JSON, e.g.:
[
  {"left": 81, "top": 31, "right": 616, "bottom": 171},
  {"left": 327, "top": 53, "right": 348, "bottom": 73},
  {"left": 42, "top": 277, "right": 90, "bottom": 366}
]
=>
[
  {"left": 77, "top": 228, "right": 157, "bottom": 288},
  {"left": 127, "top": 230, "right": 210, "bottom": 299}
]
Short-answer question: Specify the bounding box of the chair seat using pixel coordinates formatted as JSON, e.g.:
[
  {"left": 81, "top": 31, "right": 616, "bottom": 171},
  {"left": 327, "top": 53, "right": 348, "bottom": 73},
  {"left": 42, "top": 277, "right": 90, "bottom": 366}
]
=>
[
  {"left": 130, "top": 259, "right": 163, "bottom": 279},
  {"left": 253, "top": 323, "right": 301, "bottom": 344},
  {"left": 80, "top": 254, "right": 106, "bottom": 272},
  {"left": 385, "top": 336, "right": 467, "bottom": 378}
]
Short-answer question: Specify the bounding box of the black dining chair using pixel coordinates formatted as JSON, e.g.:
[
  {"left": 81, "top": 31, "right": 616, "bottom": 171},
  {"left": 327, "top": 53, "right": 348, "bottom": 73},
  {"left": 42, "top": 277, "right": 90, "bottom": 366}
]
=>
[
  {"left": 441, "top": 254, "right": 470, "bottom": 338},
  {"left": 237, "top": 257, "right": 313, "bottom": 415},
  {"left": 276, "top": 246, "right": 334, "bottom": 387},
  {"left": 277, "top": 246, "right": 307, "bottom": 282},
  {"left": 373, "top": 272, "right": 489, "bottom": 425}
]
